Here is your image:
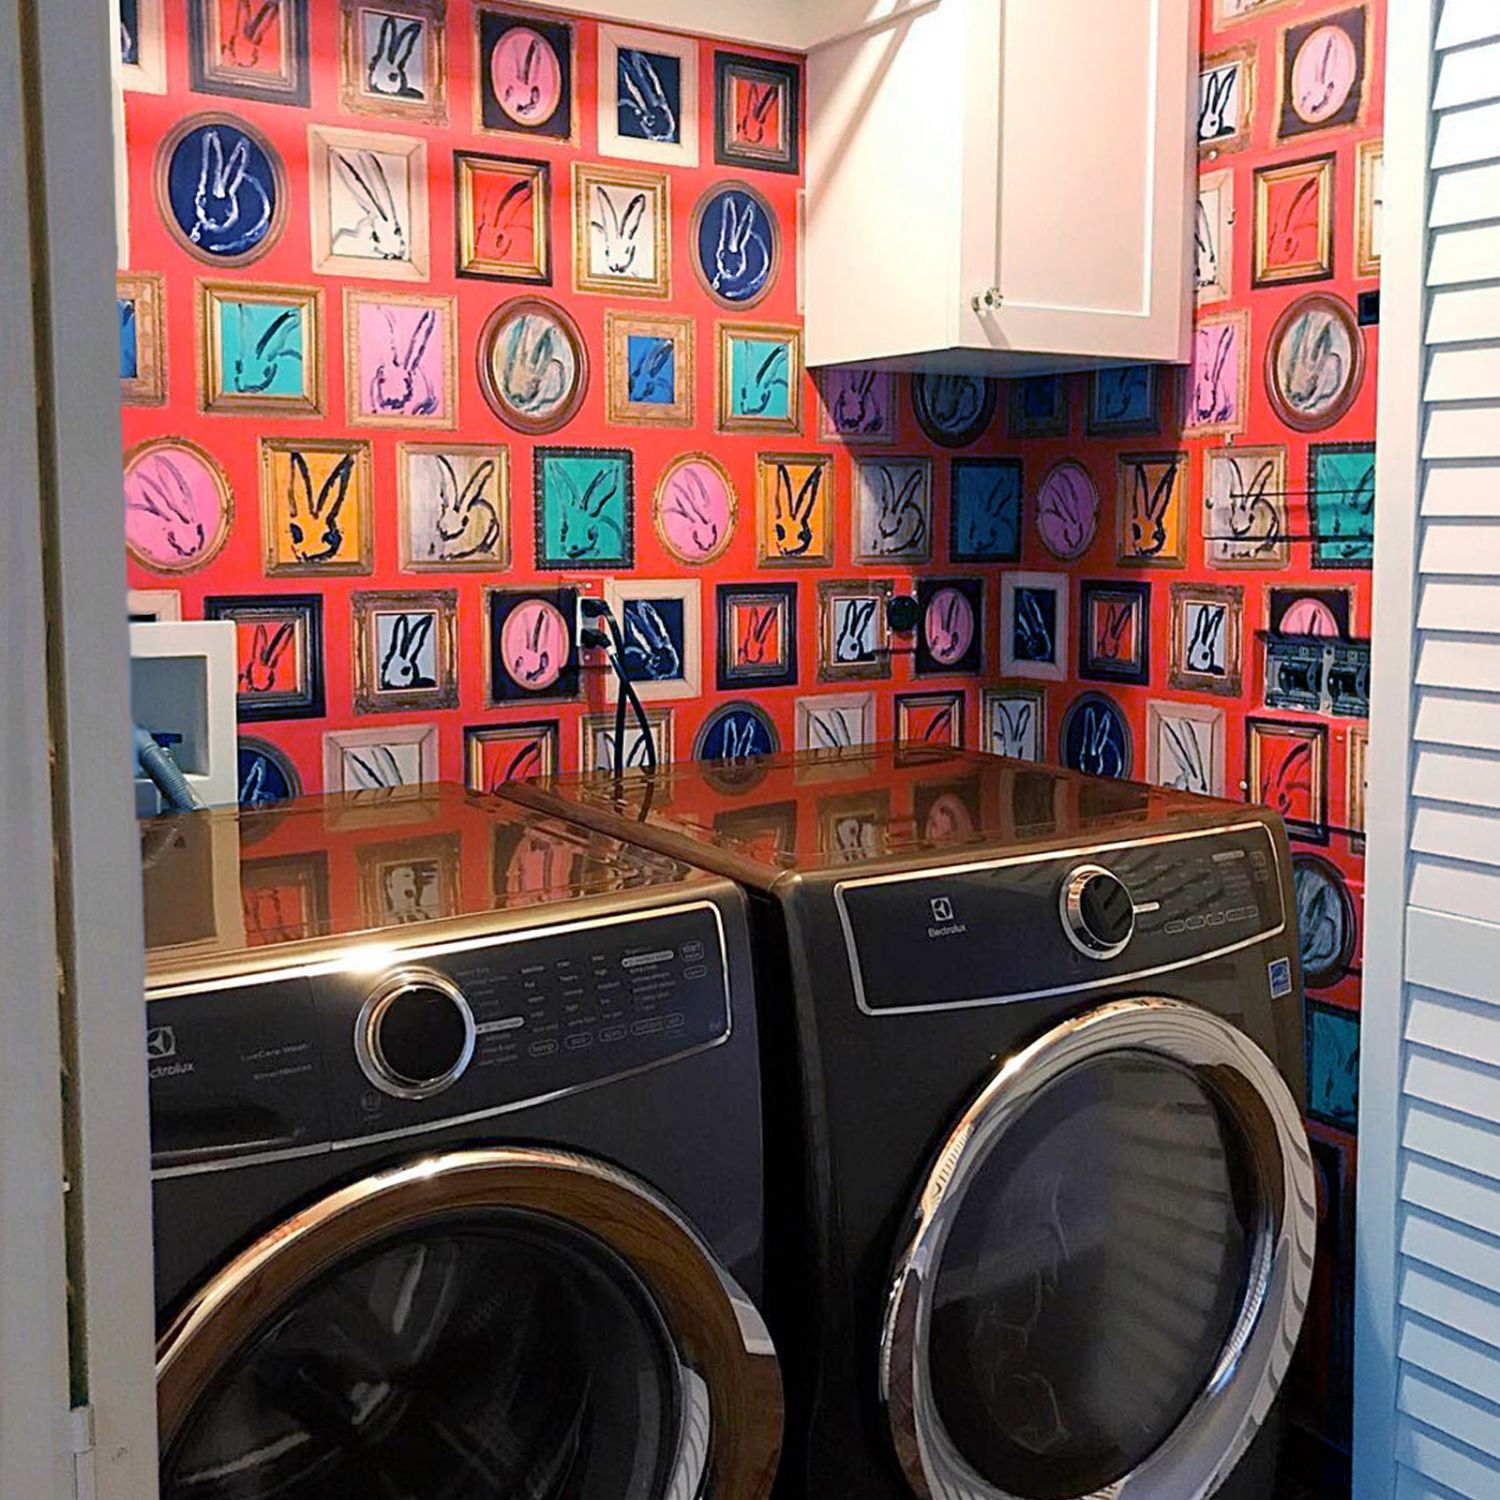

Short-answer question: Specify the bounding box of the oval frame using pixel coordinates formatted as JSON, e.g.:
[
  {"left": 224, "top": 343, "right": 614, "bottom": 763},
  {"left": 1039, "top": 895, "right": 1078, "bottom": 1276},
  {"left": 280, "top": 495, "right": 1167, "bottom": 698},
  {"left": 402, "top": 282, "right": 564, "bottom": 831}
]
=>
[
  {"left": 689, "top": 180, "right": 781, "bottom": 312},
  {"left": 1059, "top": 689, "right": 1134, "bottom": 779},
  {"left": 911, "top": 374, "right": 999, "bottom": 450},
  {"left": 1033, "top": 459, "right": 1101, "bottom": 562},
  {"left": 124, "top": 435, "right": 235, "bottom": 575},
  {"left": 476, "top": 295, "right": 590, "bottom": 435},
  {"left": 693, "top": 700, "right": 781, "bottom": 765},
  {"left": 654, "top": 451, "right": 740, "bottom": 566},
  {"left": 1264, "top": 292, "right": 1366, "bottom": 432},
  {"left": 235, "top": 735, "right": 303, "bottom": 817},
  {"left": 154, "top": 113, "right": 288, "bottom": 268},
  {"left": 1292, "top": 851, "right": 1359, "bottom": 988}
]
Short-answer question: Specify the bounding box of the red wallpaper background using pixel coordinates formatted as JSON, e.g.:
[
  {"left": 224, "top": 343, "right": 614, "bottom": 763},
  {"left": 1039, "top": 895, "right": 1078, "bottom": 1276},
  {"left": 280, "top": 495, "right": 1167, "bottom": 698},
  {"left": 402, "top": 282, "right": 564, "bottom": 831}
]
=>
[{"left": 119, "top": 0, "right": 1379, "bottom": 1466}]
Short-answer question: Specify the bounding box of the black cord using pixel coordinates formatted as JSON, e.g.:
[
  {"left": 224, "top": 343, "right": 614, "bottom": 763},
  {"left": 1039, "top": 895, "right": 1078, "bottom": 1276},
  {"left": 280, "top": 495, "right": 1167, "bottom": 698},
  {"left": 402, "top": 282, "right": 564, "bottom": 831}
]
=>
[{"left": 581, "top": 600, "right": 657, "bottom": 780}]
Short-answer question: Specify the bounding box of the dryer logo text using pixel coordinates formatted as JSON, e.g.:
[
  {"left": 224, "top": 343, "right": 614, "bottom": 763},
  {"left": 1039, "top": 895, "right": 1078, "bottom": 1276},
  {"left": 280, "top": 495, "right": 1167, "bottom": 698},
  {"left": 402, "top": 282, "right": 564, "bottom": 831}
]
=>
[{"left": 927, "top": 896, "right": 967, "bottom": 940}]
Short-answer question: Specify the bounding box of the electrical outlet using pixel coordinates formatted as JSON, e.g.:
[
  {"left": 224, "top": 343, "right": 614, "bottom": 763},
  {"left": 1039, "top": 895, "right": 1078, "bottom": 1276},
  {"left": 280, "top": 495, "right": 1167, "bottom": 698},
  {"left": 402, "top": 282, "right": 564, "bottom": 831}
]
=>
[{"left": 571, "top": 578, "right": 606, "bottom": 647}]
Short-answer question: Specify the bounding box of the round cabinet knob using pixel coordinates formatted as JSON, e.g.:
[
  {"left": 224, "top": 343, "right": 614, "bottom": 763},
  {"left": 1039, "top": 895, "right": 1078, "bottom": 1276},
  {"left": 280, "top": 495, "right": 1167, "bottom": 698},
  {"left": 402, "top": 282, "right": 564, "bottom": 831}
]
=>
[
  {"left": 1060, "top": 865, "right": 1136, "bottom": 961},
  {"left": 356, "top": 969, "right": 476, "bottom": 1100}
]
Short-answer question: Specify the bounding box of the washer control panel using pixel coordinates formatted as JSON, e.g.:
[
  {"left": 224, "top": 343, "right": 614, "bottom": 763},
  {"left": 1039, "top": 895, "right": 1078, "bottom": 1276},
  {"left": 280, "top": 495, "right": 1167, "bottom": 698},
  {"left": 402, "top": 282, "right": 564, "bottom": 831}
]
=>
[
  {"left": 836, "top": 824, "right": 1285, "bottom": 1014},
  {"left": 147, "top": 903, "right": 729, "bottom": 1170}
]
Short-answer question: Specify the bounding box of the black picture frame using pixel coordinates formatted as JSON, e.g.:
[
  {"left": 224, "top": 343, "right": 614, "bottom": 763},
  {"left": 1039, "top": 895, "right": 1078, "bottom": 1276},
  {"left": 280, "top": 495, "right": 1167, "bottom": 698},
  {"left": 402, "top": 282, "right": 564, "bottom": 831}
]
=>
[
  {"left": 715, "top": 582, "right": 798, "bottom": 690},
  {"left": 187, "top": 0, "right": 311, "bottom": 108},
  {"left": 915, "top": 577, "right": 984, "bottom": 677},
  {"left": 205, "top": 593, "right": 324, "bottom": 722},
  {"left": 1078, "top": 579, "right": 1152, "bottom": 685},
  {"left": 712, "top": 51, "right": 802, "bottom": 175},
  {"left": 485, "top": 587, "right": 580, "bottom": 705}
]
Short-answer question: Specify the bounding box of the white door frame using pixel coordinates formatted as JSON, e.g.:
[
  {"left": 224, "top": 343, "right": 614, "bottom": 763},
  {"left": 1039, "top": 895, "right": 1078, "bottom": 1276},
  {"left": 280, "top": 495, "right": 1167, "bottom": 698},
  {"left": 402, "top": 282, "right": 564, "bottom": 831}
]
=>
[
  {"left": 1352, "top": 0, "right": 1438, "bottom": 1496},
  {"left": 1, "top": 0, "right": 160, "bottom": 1497}
]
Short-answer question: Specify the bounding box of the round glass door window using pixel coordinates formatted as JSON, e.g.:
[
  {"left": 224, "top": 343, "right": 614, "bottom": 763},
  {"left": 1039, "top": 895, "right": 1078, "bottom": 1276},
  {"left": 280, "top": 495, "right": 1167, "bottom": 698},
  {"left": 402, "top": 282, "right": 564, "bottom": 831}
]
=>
[
  {"left": 161, "top": 1212, "right": 682, "bottom": 1500},
  {"left": 927, "top": 1052, "right": 1256, "bottom": 1500}
]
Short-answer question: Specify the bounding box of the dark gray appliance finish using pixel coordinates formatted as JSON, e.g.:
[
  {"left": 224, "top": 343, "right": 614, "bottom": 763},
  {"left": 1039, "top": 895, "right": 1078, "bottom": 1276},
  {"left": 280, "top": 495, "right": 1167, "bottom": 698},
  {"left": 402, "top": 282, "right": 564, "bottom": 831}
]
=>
[
  {"left": 143, "top": 786, "right": 782, "bottom": 1500},
  {"left": 502, "top": 745, "right": 1316, "bottom": 1500}
]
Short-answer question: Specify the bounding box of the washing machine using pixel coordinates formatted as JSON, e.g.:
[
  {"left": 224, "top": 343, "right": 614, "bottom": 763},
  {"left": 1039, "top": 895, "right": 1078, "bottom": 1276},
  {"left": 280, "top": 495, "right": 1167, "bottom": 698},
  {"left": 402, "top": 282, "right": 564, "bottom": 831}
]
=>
[
  {"left": 502, "top": 745, "right": 1318, "bottom": 1500},
  {"left": 142, "top": 784, "right": 783, "bottom": 1500}
]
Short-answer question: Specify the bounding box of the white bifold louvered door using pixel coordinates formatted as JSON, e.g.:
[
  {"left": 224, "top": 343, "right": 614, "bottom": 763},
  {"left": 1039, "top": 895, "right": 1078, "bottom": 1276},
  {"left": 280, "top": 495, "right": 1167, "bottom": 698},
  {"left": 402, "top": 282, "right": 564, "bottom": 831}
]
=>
[{"left": 1357, "top": 2, "right": 1500, "bottom": 1498}]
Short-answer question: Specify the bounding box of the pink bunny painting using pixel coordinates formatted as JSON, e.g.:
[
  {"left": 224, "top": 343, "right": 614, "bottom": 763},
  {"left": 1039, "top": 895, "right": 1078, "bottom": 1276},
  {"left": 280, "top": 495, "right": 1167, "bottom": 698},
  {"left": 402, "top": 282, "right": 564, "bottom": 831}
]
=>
[
  {"left": 124, "top": 440, "right": 230, "bottom": 573},
  {"left": 352, "top": 295, "right": 452, "bottom": 426}
]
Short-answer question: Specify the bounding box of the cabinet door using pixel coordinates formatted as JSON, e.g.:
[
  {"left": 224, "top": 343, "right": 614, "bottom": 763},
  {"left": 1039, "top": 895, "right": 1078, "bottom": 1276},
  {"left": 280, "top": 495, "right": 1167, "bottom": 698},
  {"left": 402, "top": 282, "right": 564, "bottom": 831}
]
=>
[{"left": 962, "top": 0, "right": 1199, "bottom": 364}]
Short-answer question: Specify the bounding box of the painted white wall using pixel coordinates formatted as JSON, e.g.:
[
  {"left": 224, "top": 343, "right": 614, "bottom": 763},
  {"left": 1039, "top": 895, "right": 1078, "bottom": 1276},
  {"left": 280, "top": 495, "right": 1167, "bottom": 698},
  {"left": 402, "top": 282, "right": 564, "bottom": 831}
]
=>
[{"left": 1356, "top": 2, "right": 1500, "bottom": 1496}]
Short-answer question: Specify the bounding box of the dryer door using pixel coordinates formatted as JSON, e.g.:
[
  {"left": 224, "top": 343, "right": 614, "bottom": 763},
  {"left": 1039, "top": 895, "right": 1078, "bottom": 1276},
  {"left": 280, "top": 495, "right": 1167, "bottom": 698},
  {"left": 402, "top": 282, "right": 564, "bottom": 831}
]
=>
[
  {"left": 157, "top": 1149, "right": 781, "bottom": 1500},
  {"left": 881, "top": 998, "right": 1315, "bottom": 1500}
]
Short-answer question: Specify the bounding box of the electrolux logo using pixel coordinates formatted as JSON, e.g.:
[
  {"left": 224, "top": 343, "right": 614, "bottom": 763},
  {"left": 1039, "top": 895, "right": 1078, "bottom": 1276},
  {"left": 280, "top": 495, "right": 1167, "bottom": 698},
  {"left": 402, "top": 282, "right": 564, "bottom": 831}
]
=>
[
  {"left": 927, "top": 895, "right": 967, "bottom": 940},
  {"left": 146, "top": 1024, "right": 195, "bottom": 1079}
]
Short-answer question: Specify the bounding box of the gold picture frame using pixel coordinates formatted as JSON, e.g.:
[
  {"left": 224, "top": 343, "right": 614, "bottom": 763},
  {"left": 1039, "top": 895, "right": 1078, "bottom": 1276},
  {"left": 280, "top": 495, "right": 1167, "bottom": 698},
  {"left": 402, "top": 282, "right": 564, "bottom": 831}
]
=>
[
  {"left": 571, "top": 161, "right": 671, "bottom": 299},
  {"left": 580, "top": 708, "right": 674, "bottom": 773},
  {"left": 756, "top": 453, "right": 835, "bottom": 567},
  {"left": 307, "top": 123, "right": 430, "bottom": 282},
  {"left": 1357, "top": 138, "right": 1383, "bottom": 278},
  {"left": 343, "top": 288, "right": 457, "bottom": 429},
  {"left": 1348, "top": 723, "right": 1368, "bottom": 848},
  {"left": 605, "top": 310, "right": 695, "bottom": 426},
  {"left": 356, "top": 833, "right": 462, "bottom": 928},
  {"left": 397, "top": 442, "right": 510, "bottom": 571},
  {"left": 1253, "top": 154, "right": 1335, "bottom": 286},
  {"left": 1199, "top": 43, "right": 1255, "bottom": 156},
  {"left": 118, "top": 272, "right": 167, "bottom": 406},
  {"left": 454, "top": 151, "right": 550, "bottom": 282},
  {"left": 716, "top": 321, "right": 803, "bottom": 435},
  {"left": 818, "top": 579, "right": 893, "bottom": 683},
  {"left": 1169, "top": 582, "right": 1245, "bottom": 696},
  {"left": 197, "top": 280, "right": 325, "bottom": 417},
  {"left": 339, "top": 0, "right": 448, "bottom": 123},
  {"left": 261, "top": 437, "right": 375, "bottom": 577},
  {"left": 352, "top": 589, "right": 460, "bottom": 713}
]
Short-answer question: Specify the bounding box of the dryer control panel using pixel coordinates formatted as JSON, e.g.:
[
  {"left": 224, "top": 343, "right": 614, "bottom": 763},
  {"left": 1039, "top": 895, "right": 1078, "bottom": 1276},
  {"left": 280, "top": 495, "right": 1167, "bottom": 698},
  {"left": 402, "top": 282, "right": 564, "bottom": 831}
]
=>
[
  {"left": 835, "top": 823, "right": 1285, "bottom": 1015},
  {"left": 147, "top": 902, "right": 730, "bottom": 1171}
]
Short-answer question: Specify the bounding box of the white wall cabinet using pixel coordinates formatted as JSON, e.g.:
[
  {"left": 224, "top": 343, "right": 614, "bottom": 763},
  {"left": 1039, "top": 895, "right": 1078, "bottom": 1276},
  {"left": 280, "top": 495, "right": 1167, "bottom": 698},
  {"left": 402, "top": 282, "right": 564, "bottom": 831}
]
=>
[{"left": 805, "top": 0, "right": 1199, "bottom": 372}]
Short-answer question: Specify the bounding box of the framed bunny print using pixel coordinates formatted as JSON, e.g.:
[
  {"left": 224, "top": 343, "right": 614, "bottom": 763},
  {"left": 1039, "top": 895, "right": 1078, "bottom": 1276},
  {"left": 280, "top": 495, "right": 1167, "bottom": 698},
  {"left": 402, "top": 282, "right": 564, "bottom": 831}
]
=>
[
  {"left": 118, "top": 272, "right": 167, "bottom": 406},
  {"left": 606, "top": 311, "right": 695, "bottom": 427},
  {"left": 477, "top": 297, "right": 589, "bottom": 434},
  {"left": 982, "top": 685, "right": 1045, "bottom": 761},
  {"left": 1276, "top": 6, "right": 1369, "bottom": 144},
  {"left": 352, "top": 591, "right": 459, "bottom": 713},
  {"left": 323, "top": 723, "right": 439, "bottom": 797},
  {"left": 756, "top": 453, "right": 834, "bottom": 567},
  {"left": 476, "top": 8, "right": 576, "bottom": 143},
  {"left": 950, "top": 458, "right": 1022, "bottom": 564},
  {"left": 187, "top": 0, "right": 310, "bottom": 107},
  {"left": 572, "top": 162, "right": 671, "bottom": 299},
  {"left": 339, "top": 0, "right": 447, "bottom": 123},
  {"left": 817, "top": 368, "right": 896, "bottom": 445},
  {"left": 1117, "top": 452, "right": 1189, "bottom": 567},
  {"left": 344, "top": 289, "right": 457, "bottom": 428},
  {"left": 916, "top": 578, "right": 984, "bottom": 677},
  {"left": 1183, "top": 312, "right": 1249, "bottom": 438},
  {"left": 1169, "top": 582, "right": 1244, "bottom": 696},
  {"left": 485, "top": 587, "right": 581, "bottom": 705},
  {"left": 124, "top": 438, "right": 234, "bottom": 575},
  {"left": 307, "top": 125, "right": 430, "bottom": 281},
  {"left": 1203, "top": 445, "right": 1290, "bottom": 569},
  {"left": 896, "top": 692, "right": 965, "bottom": 750},
  {"left": 1254, "top": 154, "right": 1335, "bottom": 287},
  {"left": 853, "top": 458, "right": 932, "bottom": 565},
  {"left": 655, "top": 454, "right": 738, "bottom": 565},
  {"left": 534, "top": 448, "right": 635, "bottom": 570},
  {"left": 1079, "top": 580, "right": 1151, "bottom": 685},
  {"left": 818, "top": 579, "right": 893, "bottom": 683},
  {"left": 398, "top": 443, "right": 509, "bottom": 571},
  {"left": 581, "top": 709, "right": 674, "bottom": 773},
  {"left": 795, "top": 691, "right": 876, "bottom": 754},
  {"left": 198, "top": 281, "right": 324, "bottom": 416},
  {"left": 1147, "top": 701, "right": 1227, "bottom": 797},
  {"left": 1247, "top": 718, "right": 1329, "bottom": 844},
  {"left": 716, "top": 583, "right": 797, "bottom": 690},
  {"left": 119, "top": 0, "right": 167, "bottom": 94},
  {"left": 603, "top": 578, "right": 703, "bottom": 702},
  {"left": 1000, "top": 572, "right": 1068, "bottom": 683},
  {"left": 597, "top": 24, "right": 699, "bottom": 168},
  {"left": 454, "top": 152, "right": 551, "bottom": 283},
  {"left": 714, "top": 51, "right": 801, "bottom": 175},
  {"left": 464, "top": 722, "right": 560, "bottom": 791},
  {"left": 156, "top": 116, "right": 287, "bottom": 267},
  {"left": 205, "top": 593, "right": 325, "bottom": 721},
  {"left": 692, "top": 181, "right": 780, "bottom": 310},
  {"left": 260, "top": 437, "right": 374, "bottom": 575},
  {"left": 717, "top": 322, "right": 803, "bottom": 435}
]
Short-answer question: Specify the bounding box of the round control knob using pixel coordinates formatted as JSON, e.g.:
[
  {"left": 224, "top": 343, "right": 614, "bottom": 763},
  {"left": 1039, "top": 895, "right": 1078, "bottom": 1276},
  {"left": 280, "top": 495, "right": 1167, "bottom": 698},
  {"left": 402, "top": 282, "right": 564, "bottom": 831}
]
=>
[
  {"left": 355, "top": 970, "right": 476, "bottom": 1100},
  {"left": 1060, "top": 865, "right": 1136, "bottom": 960}
]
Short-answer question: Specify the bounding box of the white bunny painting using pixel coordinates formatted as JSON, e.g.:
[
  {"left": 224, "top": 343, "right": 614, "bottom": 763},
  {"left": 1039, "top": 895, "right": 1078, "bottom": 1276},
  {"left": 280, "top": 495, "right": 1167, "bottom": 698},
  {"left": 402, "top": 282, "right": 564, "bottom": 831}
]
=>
[
  {"left": 341, "top": 1, "right": 446, "bottom": 122},
  {"left": 309, "top": 125, "right": 429, "bottom": 280},
  {"left": 596, "top": 25, "right": 699, "bottom": 168},
  {"left": 852, "top": 458, "right": 932, "bottom": 565},
  {"left": 353, "top": 591, "right": 458, "bottom": 712},
  {"left": 399, "top": 445, "right": 509, "bottom": 570},
  {"left": 574, "top": 162, "right": 670, "bottom": 297}
]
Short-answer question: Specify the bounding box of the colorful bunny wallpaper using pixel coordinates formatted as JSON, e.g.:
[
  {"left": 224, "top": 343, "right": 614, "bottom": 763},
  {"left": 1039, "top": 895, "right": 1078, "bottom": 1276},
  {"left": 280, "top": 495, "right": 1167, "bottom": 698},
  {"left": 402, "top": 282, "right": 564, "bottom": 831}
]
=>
[{"left": 118, "top": 0, "right": 1379, "bottom": 1470}]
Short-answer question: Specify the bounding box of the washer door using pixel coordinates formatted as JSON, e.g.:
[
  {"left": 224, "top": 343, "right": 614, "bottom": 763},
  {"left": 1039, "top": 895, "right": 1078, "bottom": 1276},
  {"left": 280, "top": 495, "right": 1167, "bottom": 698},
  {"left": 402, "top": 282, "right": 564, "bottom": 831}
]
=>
[
  {"left": 881, "top": 999, "right": 1315, "bottom": 1500},
  {"left": 157, "top": 1149, "right": 782, "bottom": 1500}
]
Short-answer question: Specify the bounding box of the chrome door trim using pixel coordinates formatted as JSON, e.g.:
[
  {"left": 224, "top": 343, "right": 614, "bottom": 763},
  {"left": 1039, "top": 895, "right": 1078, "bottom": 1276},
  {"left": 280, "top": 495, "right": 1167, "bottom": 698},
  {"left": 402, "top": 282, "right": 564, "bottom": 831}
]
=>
[
  {"left": 157, "top": 1147, "right": 783, "bottom": 1500},
  {"left": 879, "top": 999, "right": 1316, "bottom": 1500},
  {"left": 833, "top": 821, "right": 1287, "bottom": 1016}
]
